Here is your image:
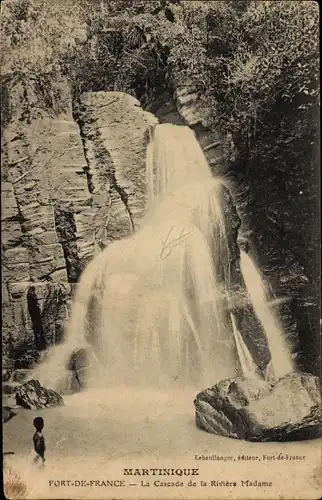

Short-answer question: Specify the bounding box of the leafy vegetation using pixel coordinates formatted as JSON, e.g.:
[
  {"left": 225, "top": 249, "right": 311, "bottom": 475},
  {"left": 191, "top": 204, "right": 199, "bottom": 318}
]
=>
[{"left": 1, "top": 0, "right": 318, "bottom": 155}]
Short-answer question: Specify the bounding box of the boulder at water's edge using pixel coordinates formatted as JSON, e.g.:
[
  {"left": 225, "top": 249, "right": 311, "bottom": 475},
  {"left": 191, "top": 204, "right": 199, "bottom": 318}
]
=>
[{"left": 194, "top": 372, "right": 321, "bottom": 442}]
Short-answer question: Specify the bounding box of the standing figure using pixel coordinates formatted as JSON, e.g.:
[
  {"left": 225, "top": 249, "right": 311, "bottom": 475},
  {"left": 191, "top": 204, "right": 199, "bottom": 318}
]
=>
[{"left": 32, "top": 417, "right": 46, "bottom": 466}]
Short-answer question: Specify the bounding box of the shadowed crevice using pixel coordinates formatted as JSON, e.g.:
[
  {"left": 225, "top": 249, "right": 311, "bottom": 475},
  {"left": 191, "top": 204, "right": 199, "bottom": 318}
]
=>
[
  {"left": 27, "top": 286, "right": 46, "bottom": 351},
  {"left": 54, "top": 208, "right": 84, "bottom": 283}
]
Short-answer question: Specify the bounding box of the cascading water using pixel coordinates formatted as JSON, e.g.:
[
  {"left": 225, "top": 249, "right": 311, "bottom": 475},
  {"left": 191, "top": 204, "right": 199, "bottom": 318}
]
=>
[
  {"left": 230, "top": 312, "right": 261, "bottom": 379},
  {"left": 34, "top": 124, "right": 258, "bottom": 391},
  {"left": 240, "top": 250, "right": 294, "bottom": 380}
]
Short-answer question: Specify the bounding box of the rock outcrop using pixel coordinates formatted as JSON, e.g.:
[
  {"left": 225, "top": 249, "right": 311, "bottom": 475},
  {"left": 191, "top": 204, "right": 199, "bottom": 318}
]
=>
[
  {"left": 62, "top": 347, "right": 91, "bottom": 394},
  {"left": 3, "top": 281, "right": 71, "bottom": 369},
  {"left": 74, "top": 92, "right": 158, "bottom": 242},
  {"left": 1, "top": 76, "right": 93, "bottom": 369},
  {"left": 195, "top": 372, "right": 322, "bottom": 441},
  {"left": 15, "top": 379, "right": 64, "bottom": 409},
  {"left": 2, "top": 80, "right": 158, "bottom": 372}
]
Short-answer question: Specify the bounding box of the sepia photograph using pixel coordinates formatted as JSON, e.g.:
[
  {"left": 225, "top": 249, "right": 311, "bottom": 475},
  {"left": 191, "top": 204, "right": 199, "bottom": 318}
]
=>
[{"left": 1, "top": 1, "right": 321, "bottom": 499}]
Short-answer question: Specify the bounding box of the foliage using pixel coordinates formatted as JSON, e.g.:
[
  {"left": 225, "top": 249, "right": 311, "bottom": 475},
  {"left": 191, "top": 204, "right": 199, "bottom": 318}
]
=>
[
  {"left": 1, "top": 0, "right": 84, "bottom": 75},
  {"left": 1, "top": 0, "right": 319, "bottom": 163}
]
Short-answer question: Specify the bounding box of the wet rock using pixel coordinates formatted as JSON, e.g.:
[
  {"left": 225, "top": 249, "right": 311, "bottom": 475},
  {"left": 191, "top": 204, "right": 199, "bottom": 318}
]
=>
[
  {"left": 195, "top": 372, "right": 321, "bottom": 441},
  {"left": 75, "top": 367, "right": 88, "bottom": 389},
  {"left": 3, "top": 282, "right": 70, "bottom": 370},
  {"left": 238, "top": 238, "right": 250, "bottom": 253},
  {"left": 175, "top": 85, "right": 205, "bottom": 127},
  {"left": 37, "top": 282, "right": 71, "bottom": 346},
  {"left": 232, "top": 301, "right": 272, "bottom": 376},
  {"left": 15, "top": 379, "right": 64, "bottom": 409},
  {"left": 67, "top": 348, "right": 91, "bottom": 392},
  {"left": 3, "top": 406, "right": 17, "bottom": 423},
  {"left": 68, "top": 348, "right": 89, "bottom": 372},
  {"left": 229, "top": 170, "right": 319, "bottom": 374}
]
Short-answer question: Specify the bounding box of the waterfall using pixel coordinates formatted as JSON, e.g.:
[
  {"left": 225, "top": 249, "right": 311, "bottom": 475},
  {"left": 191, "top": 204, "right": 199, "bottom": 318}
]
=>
[
  {"left": 230, "top": 313, "right": 261, "bottom": 379},
  {"left": 33, "top": 124, "right": 259, "bottom": 390},
  {"left": 240, "top": 250, "right": 294, "bottom": 380}
]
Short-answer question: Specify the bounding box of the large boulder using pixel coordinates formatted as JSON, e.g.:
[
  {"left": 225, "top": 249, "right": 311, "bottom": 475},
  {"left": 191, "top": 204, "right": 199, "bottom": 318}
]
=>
[
  {"left": 1, "top": 76, "right": 93, "bottom": 370},
  {"left": 194, "top": 372, "right": 321, "bottom": 442},
  {"left": 15, "top": 379, "right": 64, "bottom": 409},
  {"left": 67, "top": 347, "right": 88, "bottom": 372},
  {"left": 66, "top": 347, "right": 91, "bottom": 392}
]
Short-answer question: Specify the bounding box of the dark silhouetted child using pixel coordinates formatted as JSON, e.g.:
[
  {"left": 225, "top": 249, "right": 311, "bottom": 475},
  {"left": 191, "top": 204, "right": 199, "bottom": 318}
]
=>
[{"left": 33, "top": 417, "right": 46, "bottom": 466}]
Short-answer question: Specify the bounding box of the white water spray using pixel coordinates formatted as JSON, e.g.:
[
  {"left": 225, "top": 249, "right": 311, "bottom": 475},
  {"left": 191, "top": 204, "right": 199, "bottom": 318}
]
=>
[
  {"left": 34, "top": 124, "right": 262, "bottom": 390},
  {"left": 240, "top": 250, "right": 294, "bottom": 380}
]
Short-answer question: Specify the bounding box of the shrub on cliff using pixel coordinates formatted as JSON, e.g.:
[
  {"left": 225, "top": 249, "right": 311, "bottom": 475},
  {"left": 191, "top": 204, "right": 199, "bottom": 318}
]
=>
[
  {"left": 1, "top": 0, "right": 85, "bottom": 118},
  {"left": 2, "top": 1, "right": 318, "bottom": 117},
  {"left": 60, "top": 0, "right": 185, "bottom": 103},
  {"left": 202, "top": 1, "right": 319, "bottom": 162},
  {"left": 1, "top": 0, "right": 84, "bottom": 74},
  {"left": 2, "top": 0, "right": 319, "bottom": 165}
]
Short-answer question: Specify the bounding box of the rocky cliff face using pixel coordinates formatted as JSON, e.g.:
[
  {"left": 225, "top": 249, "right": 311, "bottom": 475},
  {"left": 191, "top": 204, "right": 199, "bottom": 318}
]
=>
[
  {"left": 195, "top": 373, "right": 321, "bottom": 441},
  {"left": 2, "top": 77, "right": 88, "bottom": 368},
  {"left": 74, "top": 92, "right": 158, "bottom": 241},
  {"left": 1, "top": 79, "right": 156, "bottom": 370}
]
